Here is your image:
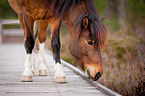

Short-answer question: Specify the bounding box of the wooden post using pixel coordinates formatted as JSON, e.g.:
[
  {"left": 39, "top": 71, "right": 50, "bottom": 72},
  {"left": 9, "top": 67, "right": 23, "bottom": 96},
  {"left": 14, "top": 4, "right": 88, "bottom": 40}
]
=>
[{"left": 0, "top": 18, "right": 2, "bottom": 44}]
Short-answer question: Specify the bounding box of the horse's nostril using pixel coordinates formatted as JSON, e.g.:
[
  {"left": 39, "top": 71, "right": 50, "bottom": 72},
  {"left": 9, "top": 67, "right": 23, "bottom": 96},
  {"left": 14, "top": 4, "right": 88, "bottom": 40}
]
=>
[
  {"left": 86, "top": 70, "right": 102, "bottom": 81},
  {"left": 93, "top": 72, "right": 102, "bottom": 81}
]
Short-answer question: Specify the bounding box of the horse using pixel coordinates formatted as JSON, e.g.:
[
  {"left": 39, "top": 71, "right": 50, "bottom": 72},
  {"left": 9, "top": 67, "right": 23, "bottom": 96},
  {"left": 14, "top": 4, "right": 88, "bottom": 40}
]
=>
[{"left": 8, "top": 0, "right": 107, "bottom": 83}]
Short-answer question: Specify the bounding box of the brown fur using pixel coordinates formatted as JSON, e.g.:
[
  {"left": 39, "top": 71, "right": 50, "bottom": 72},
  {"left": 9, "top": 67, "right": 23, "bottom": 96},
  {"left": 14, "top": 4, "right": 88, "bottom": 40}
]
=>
[
  {"left": 8, "top": 0, "right": 107, "bottom": 81},
  {"left": 38, "top": 20, "right": 49, "bottom": 43}
]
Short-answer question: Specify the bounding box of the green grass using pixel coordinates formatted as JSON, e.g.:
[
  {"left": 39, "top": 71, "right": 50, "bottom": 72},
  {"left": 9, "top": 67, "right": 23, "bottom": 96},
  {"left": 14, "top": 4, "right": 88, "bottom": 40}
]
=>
[{"left": 3, "top": 24, "right": 21, "bottom": 29}]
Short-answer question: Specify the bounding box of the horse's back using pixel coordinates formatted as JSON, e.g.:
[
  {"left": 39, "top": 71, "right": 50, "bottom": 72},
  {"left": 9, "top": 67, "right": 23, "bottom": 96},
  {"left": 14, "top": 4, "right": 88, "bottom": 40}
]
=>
[
  {"left": 8, "top": 0, "right": 22, "bottom": 14},
  {"left": 8, "top": 0, "right": 54, "bottom": 20}
]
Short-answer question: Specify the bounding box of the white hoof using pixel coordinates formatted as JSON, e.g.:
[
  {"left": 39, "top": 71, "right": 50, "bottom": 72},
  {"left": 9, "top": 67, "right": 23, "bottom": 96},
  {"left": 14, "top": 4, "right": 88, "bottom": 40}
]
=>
[
  {"left": 56, "top": 77, "right": 67, "bottom": 83},
  {"left": 22, "top": 68, "right": 33, "bottom": 77},
  {"left": 39, "top": 70, "right": 47, "bottom": 76},
  {"left": 22, "top": 76, "right": 33, "bottom": 82},
  {"left": 54, "top": 63, "right": 67, "bottom": 83}
]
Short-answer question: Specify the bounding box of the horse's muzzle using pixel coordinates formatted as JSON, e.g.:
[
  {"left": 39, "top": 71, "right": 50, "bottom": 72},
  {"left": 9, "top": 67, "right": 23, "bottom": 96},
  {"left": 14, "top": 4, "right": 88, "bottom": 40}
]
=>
[{"left": 87, "top": 69, "right": 102, "bottom": 81}]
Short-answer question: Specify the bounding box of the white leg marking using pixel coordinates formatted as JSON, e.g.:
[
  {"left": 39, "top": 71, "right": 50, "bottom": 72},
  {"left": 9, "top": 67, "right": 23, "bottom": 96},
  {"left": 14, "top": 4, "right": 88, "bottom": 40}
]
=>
[
  {"left": 39, "top": 43, "right": 47, "bottom": 70},
  {"left": 22, "top": 54, "right": 33, "bottom": 76},
  {"left": 54, "top": 63, "right": 66, "bottom": 78},
  {"left": 31, "top": 54, "right": 36, "bottom": 75}
]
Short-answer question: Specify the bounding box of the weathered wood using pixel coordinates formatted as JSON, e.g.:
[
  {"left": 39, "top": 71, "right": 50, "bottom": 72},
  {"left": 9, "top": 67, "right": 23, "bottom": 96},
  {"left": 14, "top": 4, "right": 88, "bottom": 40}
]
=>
[{"left": 0, "top": 44, "right": 122, "bottom": 96}]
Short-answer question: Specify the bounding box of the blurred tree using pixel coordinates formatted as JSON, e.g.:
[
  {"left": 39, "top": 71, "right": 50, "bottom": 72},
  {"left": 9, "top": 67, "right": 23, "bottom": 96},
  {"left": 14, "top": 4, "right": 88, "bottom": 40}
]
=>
[
  {"left": 0, "top": 0, "right": 17, "bottom": 19},
  {"left": 94, "top": 0, "right": 106, "bottom": 16},
  {"left": 105, "top": 0, "right": 126, "bottom": 28},
  {"left": 105, "top": 0, "right": 118, "bottom": 19},
  {"left": 105, "top": 0, "right": 145, "bottom": 30},
  {"left": 127, "top": 0, "right": 145, "bottom": 24}
]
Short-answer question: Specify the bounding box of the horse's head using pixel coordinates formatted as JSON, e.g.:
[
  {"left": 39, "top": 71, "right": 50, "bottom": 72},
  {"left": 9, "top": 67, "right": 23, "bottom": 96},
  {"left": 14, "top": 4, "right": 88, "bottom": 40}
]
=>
[{"left": 69, "top": 14, "right": 107, "bottom": 81}]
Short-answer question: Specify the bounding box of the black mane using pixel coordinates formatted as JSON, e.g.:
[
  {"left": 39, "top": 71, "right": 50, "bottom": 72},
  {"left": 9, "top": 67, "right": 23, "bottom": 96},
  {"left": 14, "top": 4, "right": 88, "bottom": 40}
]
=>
[{"left": 42, "top": 0, "right": 99, "bottom": 19}]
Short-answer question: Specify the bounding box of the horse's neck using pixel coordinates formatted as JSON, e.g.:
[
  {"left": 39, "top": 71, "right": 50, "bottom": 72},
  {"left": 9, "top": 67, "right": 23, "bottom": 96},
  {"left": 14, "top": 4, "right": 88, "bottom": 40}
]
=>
[{"left": 63, "top": 2, "right": 88, "bottom": 33}]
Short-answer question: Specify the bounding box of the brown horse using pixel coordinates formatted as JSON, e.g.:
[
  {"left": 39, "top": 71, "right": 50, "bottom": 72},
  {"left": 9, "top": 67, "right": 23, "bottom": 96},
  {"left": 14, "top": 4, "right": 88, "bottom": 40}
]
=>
[{"left": 8, "top": 0, "right": 107, "bottom": 83}]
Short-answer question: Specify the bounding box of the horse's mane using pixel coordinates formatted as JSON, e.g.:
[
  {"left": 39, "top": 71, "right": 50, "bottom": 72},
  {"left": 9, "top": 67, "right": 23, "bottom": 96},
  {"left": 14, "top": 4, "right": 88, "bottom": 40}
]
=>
[{"left": 42, "top": 0, "right": 98, "bottom": 19}]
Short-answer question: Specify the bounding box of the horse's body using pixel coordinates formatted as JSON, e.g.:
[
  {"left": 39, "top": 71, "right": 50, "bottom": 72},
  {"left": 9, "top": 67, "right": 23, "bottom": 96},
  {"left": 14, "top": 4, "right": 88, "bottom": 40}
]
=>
[{"left": 8, "top": 0, "right": 107, "bottom": 82}]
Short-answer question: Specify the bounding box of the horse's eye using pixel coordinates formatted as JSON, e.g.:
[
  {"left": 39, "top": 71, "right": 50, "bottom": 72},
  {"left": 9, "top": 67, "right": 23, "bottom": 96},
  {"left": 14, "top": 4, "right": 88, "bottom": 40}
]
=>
[{"left": 87, "top": 41, "right": 93, "bottom": 45}]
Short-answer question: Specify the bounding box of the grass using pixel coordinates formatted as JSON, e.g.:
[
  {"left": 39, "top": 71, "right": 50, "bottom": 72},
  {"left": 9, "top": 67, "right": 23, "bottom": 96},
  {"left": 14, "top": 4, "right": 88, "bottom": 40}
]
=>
[
  {"left": 3, "top": 24, "right": 21, "bottom": 29},
  {"left": 98, "top": 28, "right": 145, "bottom": 95}
]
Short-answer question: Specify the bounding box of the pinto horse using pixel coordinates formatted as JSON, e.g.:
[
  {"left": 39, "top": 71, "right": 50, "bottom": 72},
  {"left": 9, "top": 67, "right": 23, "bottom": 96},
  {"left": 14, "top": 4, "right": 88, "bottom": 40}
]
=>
[{"left": 8, "top": 0, "right": 107, "bottom": 83}]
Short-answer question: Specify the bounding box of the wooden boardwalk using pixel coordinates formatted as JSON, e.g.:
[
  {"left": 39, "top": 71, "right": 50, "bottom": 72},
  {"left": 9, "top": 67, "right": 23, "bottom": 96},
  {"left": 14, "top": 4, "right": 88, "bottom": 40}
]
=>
[{"left": 0, "top": 44, "right": 121, "bottom": 96}]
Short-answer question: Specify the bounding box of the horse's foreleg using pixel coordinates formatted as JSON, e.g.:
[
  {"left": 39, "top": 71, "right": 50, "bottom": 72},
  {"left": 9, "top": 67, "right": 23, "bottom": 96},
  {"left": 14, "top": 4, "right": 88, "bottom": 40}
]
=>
[
  {"left": 19, "top": 15, "right": 35, "bottom": 82},
  {"left": 37, "top": 20, "right": 49, "bottom": 76},
  {"left": 49, "top": 19, "right": 66, "bottom": 83},
  {"left": 51, "top": 29, "right": 66, "bottom": 83}
]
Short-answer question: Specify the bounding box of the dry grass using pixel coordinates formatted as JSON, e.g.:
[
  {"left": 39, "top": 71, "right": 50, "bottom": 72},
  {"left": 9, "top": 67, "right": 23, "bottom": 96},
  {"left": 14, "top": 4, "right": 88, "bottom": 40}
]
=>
[
  {"left": 45, "top": 23, "right": 145, "bottom": 96},
  {"left": 99, "top": 27, "right": 145, "bottom": 95}
]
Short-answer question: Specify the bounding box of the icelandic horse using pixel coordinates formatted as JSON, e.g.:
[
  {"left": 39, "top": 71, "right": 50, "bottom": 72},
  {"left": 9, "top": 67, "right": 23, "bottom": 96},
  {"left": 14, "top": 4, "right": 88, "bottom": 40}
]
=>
[{"left": 8, "top": 0, "right": 107, "bottom": 83}]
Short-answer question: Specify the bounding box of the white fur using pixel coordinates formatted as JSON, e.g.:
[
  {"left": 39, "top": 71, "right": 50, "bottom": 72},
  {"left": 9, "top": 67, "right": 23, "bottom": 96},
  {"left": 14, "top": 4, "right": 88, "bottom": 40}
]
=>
[
  {"left": 31, "top": 55, "right": 36, "bottom": 73},
  {"left": 54, "top": 63, "right": 66, "bottom": 78},
  {"left": 39, "top": 43, "right": 47, "bottom": 70},
  {"left": 22, "top": 54, "right": 33, "bottom": 76}
]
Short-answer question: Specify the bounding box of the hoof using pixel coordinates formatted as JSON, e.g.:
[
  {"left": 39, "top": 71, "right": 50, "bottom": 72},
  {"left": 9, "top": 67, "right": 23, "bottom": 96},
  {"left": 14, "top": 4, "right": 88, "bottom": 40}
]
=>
[
  {"left": 22, "top": 76, "right": 33, "bottom": 82},
  {"left": 39, "top": 70, "right": 47, "bottom": 76},
  {"left": 56, "top": 77, "right": 67, "bottom": 83}
]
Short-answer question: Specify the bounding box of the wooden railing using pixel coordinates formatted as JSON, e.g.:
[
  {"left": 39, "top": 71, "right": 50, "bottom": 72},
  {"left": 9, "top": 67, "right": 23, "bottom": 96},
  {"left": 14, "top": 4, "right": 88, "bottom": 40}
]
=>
[{"left": 0, "top": 19, "right": 20, "bottom": 44}]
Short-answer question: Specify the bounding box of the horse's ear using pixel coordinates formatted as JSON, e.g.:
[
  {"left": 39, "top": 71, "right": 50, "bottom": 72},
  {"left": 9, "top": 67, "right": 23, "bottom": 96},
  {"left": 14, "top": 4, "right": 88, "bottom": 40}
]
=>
[
  {"left": 100, "top": 16, "right": 105, "bottom": 21},
  {"left": 82, "top": 17, "right": 89, "bottom": 29}
]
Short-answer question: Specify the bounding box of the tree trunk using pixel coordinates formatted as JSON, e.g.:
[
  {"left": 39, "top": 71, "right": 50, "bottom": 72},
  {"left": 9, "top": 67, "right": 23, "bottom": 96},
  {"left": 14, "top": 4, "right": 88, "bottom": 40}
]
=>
[
  {"left": 105, "top": 0, "right": 118, "bottom": 19},
  {"left": 105, "top": 0, "right": 126, "bottom": 28},
  {"left": 117, "top": 0, "right": 126, "bottom": 28}
]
